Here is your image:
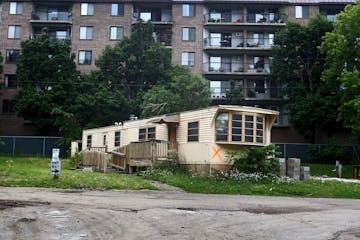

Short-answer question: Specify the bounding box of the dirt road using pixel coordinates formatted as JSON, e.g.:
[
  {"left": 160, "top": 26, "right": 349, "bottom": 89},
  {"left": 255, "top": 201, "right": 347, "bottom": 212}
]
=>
[{"left": 1, "top": 186, "right": 360, "bottom": 240}]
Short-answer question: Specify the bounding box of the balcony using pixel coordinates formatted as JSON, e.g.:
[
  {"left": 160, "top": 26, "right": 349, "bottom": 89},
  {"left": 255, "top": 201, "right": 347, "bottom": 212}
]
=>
[
  {"left": 204, "top": 10, "right": 286, "bottom": 26},
  {"left": 153, "top": 31, "right": 171, "bottom": 46},
  {"left": 132, "top": 8, "right": 172, "bottom": 24},
  {"left": 203, "top": 58, "right": 270, "bottom": 75},
  {"left": 31, "top": 31, "right": 70, "bottom": 42},
  {"left": 244, "top": 87, "right": 281, "bottom": 100},
  {"left": 204, "top": 35, "right": 274, "bottom": 50},
  {"left": 31, "top": 7, "right": 72, "bottom": 25}
]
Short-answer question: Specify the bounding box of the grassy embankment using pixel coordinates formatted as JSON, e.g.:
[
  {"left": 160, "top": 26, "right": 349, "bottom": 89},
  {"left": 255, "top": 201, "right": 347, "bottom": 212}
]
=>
[{"left": 1, "top": 156, "right": 359, "bottom": 199}]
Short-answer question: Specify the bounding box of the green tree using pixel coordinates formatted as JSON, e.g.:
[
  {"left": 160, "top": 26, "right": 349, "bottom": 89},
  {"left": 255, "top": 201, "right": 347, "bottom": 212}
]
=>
[
  {"left": 271, "top": 16, "right": 341, "bottom": 142},
  {"left": 141, "top": 66, "right": 211, "bottom": 117},
  {"left": 14, "top": 32, "right": 80, "bottom": 135},
  {"left": 321, "top": 1, "right": 360, "bottom": 137},
  {"left": 95, "top": 21, "right": 171, "bottom": 105}
]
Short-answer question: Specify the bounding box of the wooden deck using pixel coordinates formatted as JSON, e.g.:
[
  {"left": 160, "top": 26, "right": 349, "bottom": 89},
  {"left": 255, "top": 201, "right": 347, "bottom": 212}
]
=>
[{"left": 111, "top": 140, "right": 176, "bottom": 172}]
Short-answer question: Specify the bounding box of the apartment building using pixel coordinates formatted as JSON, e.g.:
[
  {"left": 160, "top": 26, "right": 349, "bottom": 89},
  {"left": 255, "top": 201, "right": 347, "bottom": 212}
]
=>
[{"left": 0, "top": 0, "right": 353, "bottom": 141}]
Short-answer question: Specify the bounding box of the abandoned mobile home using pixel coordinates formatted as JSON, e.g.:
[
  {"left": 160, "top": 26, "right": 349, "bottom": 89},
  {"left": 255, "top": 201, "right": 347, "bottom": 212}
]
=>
[{"left": 79, "top": 105, "right": 278, "bottom": 172}]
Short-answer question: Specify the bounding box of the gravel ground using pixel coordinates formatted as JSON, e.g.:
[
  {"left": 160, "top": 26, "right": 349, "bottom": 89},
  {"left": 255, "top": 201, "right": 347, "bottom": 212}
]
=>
[{"left": 0, "top": 186, "right": 360, "bottom": 240}]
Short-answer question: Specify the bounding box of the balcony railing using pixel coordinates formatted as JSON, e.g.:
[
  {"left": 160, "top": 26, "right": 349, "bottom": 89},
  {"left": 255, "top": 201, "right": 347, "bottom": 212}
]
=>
[
  {"left": 204, "top": 36, "right": 273, "bottom": 48},
  {"left": 31, "top": 33, "right": 70, "bottom": 42},
  {"left": 247, "top": 13, "right": 287, "bottom": 24},
  {"left": 210, "top": 87, "right": 282, "bottom": 100},
  {"left": 132, "top": 11, "right": 172, "bottom": 24},
  {"left": 244, "top": 87, "right": 281, "bottom": 99},
  {"left": 31, "top": 10, "right": 72, "bottom": 22},
  {"left": 204, "top": 12, "right": 286, "bottom": 24},
  {"left": 204, "top": 61, "right": 270, "bottom": 74}
]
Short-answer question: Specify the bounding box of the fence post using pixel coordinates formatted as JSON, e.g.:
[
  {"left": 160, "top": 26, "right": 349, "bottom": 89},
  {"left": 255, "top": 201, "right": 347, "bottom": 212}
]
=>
[
  {"left": 42, "top": 137, "right": 46, "bottom": 156},
  {"left": 284, "top": 143, "right": 287, "bottom": 160},
  {"left": 12, "top": 137, "right": 16, "bottom": 156}
]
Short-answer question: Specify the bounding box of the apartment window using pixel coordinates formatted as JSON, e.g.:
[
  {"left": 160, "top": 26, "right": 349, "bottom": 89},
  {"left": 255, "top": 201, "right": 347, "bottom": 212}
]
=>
[
  {"left": 181, "top": 52, "right": 195, "bottom": 66},
  {"left": 10, "top": 2, "right": 23, "bottom": 14},
  {"left": 295, "top": 6, "right": 309, "bottom": 19},
  {"left": 86, "top": 135, "right": 92, "bottom": 147},
  {"left": 2, "top": 100, "right": 14, "bottom": 113},
  {"left": 188, "top": 122, "right": 199, "bottom": 142},
  {"left": 8, "top": 25, "right": 22, "bottom": 39},
  {"left": 6, "top": 49, "right": 20, "bottom": 63},
  {"left": 110, "top": 26, "right": 124, "bottom": 40},
  {"left": 114, "top": 131, "right": 121, "bottom": 147},
  {"left": 4, "top": 75, "right": 17, "bottom": 88},
  {"left": 111, "top": 3, "right": 124, "bottom": 16},
  {"left": 78, "top": 50, "right": 92, "bottom": 65},
  {"left": 80, "top": 26, "right": 93, "bottom": 40},
  {"left": 182, "top": 4, "right": 196, "bottom": 17},
  {"left": 215, "top": 112, "right": 265, "bottom": 144},
  {"left": 139, "top": 127, "right": 156, "bottom": 141},
  {"left": 81, "top": 3, "right": 94, "bottom": 15},
  {"left": 182, "top": 27, "right": 195, "bottom": 41}
]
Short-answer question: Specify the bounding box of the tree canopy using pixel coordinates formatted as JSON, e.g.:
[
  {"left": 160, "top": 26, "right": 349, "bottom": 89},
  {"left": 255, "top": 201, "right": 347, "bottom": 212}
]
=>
[
  {"left": 321, "top": 1, "right": 360, "bottom": 137},
  {"left": 271, "top": 16, "right": 341, "bottom": 142},
  {"left": 14, "top": 32, "right": 80, "bottom": 136},
  {"left": 14, "top": 22, "right": 210, "bottom": 141}
]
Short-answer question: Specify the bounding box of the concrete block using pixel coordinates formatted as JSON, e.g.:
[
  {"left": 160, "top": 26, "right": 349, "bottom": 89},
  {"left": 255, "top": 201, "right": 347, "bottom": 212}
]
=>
[
  {"left": 287, "top": 158, "right": 301, "bottom": 180},
  {"left": 300, "top": 166, "right": 310, "bottom": 180},
  {"left": 279, "top": 158, "right": 286, "bottom": 177}
]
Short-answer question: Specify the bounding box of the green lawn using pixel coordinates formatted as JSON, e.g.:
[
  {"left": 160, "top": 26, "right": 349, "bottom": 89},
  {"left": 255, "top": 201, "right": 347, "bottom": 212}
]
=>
[
  {"left": 304, "top": 163, "right": 353, "bottom": 179},
  {"left": 0, "top": 156, "right": 157, "bottom": 190},
  {"left": 140, "top": 169, "right": 360, "bottom": 199}
]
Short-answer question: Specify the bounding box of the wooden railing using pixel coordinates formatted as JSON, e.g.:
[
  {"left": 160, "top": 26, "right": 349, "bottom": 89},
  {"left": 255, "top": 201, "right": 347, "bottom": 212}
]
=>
[{"left": 111, "top": 140, "right": 177, "bottom": 171}]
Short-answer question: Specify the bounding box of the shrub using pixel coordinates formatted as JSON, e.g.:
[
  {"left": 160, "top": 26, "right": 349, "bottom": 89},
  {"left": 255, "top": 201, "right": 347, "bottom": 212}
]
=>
[{"left": 228, "top": 144, "right": 280, "bottom": 175}]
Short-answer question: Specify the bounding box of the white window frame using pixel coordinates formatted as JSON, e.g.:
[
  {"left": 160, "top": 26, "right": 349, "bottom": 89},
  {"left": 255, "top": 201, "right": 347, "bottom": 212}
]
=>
[
  {"left": 182, "top": 27, "right": 195, "bottom": 41},
  {"left": 80, "top": 3, "right": 94, "bottom": 15},
  {"left": 182, "top": 4, "right": 195, "bottom": 17},
  {"left": 8, "top": 25, "right": 21, "bottom": 39},
  {"left": 295, "top": 6, "right": 309, "bottom": 19},
  {"left": 181, "top": 52, "right": 195, "bottom": 66},
  {"left": 110, "top": 26, "right": 124, "bottom": 40},
  {"left": 110, "top": 3, "right": 124, "bottom": 16},
  {"left": 10, "top": 2, "right": 23, "bottom": 14},
  {"left": 78, "top": 50, "right": 92, "bottom": 65},
  {"left": 79, "top": 26, "right": 93, "bottom": 40}
]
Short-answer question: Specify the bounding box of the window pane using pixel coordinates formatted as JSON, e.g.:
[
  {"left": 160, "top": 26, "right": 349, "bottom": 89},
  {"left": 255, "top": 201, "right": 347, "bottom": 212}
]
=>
[
  {"left": 232, "top": 136, "right": 241, "bottom": 141},
  {"left": 256, "top": 137, "right": 263, "bottom": 143},
  {"left": 256, "top": 116, "right": 263, "bottom": 123},
  {"left": 10, "top": 3, "right": 16, "bottom": 14},
  {"left": 256, "top": 130, "right": 263, "bottom": 136},
  {"left": 245, "top": 129, "right": 253, "bottom": 135},
  {"left": 111, "top": 4, "right": 118, "bottom": 16},
  {"left": 188, "top": 136, "right": 198, "bottom": 142},
  {"left": 80, "top": 27, "right": 86, "bottom": 39},
  {"left": 14, "top": 26, "right": 21, "bottom": 38},
  {"left": 188, "top": 122, "right": 198, "bottom": 128},
  {"left": 245, "top": 122, "right": 253, "bottom": 128},
  {"left": 88, "top": 4, "right": 94, "bottom": 15},
  {"left": 232, "top": 121, "right": 242, "bottom": 128},
  {"left": 295, "top": 6, "right": 302, "bottom": 18},
  {"left": 257, "top": 123, "right": 263, "bottom": 129},
  {"left": 233, "top": 114, "right": 242, "bottom": 121},
  {"left": 81, "top": 3, "right": 88, "bottom": 15},
  {"left": 216, "top": 134, "right": 228, "bottom": 141},
  {"left": 216, "top": 113, "right": 228, "bottom": 141},
  {"left": 245, "top": 136, "right": 253, "bottom": 142},
  {"left": 232, "top": 128, "right": 241, "bottom": 135},
  {"left": 182, "top": 4, "right": 189, "bottom": 16},
  {"left": 8, "top": 26, "right": 15, "bottom": 38},
  {"left": 188, "top": 129, "right": 198, "bottom": 135},
  {"left": 245, "top": 115, "right": 253, "bottom": 121}
]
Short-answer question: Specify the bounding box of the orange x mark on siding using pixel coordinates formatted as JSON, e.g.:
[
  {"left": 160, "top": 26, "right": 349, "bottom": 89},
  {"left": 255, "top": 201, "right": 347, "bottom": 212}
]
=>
[{"left": 211, "top": 146, "right": 223, "bottom": 161}]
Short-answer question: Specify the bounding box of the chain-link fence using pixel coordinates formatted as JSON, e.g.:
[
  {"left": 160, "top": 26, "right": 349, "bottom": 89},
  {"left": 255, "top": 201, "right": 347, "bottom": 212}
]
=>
[
  {"left": 274, "top": 143, "right": 360, "bottom": 163},
  {"left": 0, "top": 136, "right": 68, "bottom": 158}
]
